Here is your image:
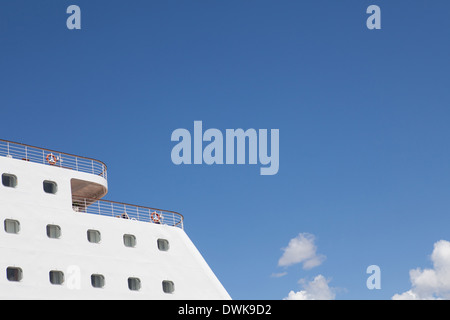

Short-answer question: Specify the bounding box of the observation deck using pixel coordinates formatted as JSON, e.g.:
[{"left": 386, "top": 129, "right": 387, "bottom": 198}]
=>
[
  {"left": 0, "top": 139, "right": 183, "bottom": 229},
  {"left": 72, "top": 196, "right": 184, "bottom": 229},
  {"left": 0, "top": 139, "right": 107, "bottom": 179}
]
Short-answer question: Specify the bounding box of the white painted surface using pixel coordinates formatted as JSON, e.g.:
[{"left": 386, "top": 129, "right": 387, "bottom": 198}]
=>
[{"left": 0, "top": 156, "right": 230, "bottom": 299}]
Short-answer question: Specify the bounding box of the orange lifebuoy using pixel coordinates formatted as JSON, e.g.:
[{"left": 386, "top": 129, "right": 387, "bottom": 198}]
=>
[
  {"left": 46, "top": 153, "right": 58, "bottom": 165},
  {"left": 151, "top": 211, "right": 161, "bottom": 223}
]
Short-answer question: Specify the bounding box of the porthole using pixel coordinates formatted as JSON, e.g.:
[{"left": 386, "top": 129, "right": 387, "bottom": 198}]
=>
[
  {"left": 123, "top": 234, "right": 136, "bottom": 248},
  {"left": 157, "top": 239, "right": 170, "bottom": 251},
  {"left": 4, "top": 219, "right": 20, "bottom": 234},
  {"left": 2, "top": 174, "right": 17, "bottom": 188},
  {"left": 49, "top": 270, "right": 64, "bottom": 285},
  {"left": 91, "top": 274, "right": 105, "bottom": 288},
  {"left": 162, "top": 280, "right": 175, "bottom": 294},
  {"left": 87, "top": 229, "right": 101, "bottom": 243},
  {"left": 128, "top": 277, "right": 141, "bottom": 291},
  {"left": 43, "top": 181, "right": 58, "bottom": 194},
  {"left": 6, "top": 267, "right": 23, "bottom": 282},
  {"left": 47, "top": 224, "right": 61, "bottom": 239}
]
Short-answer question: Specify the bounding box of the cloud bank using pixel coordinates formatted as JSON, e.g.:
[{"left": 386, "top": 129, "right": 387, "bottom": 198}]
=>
[
  {"left": 277, "top": 233, "right": 336, "bottom": 300},
  {"left": 393, "top": 240, "right": 450, "bottom": 300},
  {"left": 284, "top": 275, "right": 336, "bottom": 300},
  {"left": 278, "top": 233, "right": 326, "bottom": 270}
]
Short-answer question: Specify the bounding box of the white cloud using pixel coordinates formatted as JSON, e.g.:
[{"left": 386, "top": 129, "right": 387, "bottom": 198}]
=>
[
  {"left": 284, "top": 275, "right": 336, "bottom": 300},
  {"left": 393, "top": 240, "right": 450, "bottom": 300},
  {"left": 278, "top": 233, "right": 326, "bottom": 270},
  {"left": 270, "top": 272, "right": 288, "bottom": 278}
]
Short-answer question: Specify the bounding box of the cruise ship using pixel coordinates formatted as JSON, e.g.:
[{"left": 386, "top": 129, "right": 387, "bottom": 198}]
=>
[{"left": 0, "top": 139, "right": 230, "bottom": 300}]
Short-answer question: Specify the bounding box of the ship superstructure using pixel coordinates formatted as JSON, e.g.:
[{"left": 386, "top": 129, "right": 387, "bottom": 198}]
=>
[{"left": 0, "top": 139, "right": 230, "bottom": 299}]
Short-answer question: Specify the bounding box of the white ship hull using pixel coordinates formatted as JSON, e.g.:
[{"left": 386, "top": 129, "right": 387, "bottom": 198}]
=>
[{"left": 0, "top": 141, "right": 230, "bottom": 300}]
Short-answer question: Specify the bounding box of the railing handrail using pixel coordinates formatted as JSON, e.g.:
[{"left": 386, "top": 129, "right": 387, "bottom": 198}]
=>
[
  {"left": 72, "top": 195, "right": 184, "bottom": 229},
  {"left": 0, "top": 139, "right": 107, "bottom": 179}
]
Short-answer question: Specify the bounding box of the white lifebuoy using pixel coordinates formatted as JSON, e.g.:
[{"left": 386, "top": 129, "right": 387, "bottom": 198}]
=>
[
  {"left": 46, "top": 153, "right": 58, "bottom": 165},
  {"left": 151, "top": 211, "right": 162, "bottom": 223}
]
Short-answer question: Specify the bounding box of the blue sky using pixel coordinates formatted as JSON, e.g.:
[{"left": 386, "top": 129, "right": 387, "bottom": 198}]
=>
[{"left": 1, "top": 0, "right": 450, "bottom": 299}]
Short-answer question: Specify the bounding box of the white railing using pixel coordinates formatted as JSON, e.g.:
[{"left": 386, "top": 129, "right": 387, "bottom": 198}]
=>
[
  {"left": 72, "top": 196, "right": 184, "bottom": 229},
  {"left": 0, "top": 139, "right": 107, "bottom": 179}
]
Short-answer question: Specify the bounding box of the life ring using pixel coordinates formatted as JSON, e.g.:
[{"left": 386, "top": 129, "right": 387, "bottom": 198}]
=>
[
  {"left": 46, "top": 153, "right": 58, "bottom": 165},
  {"left": 151, "top": 211, "right": 162, "bottom": 223}
]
